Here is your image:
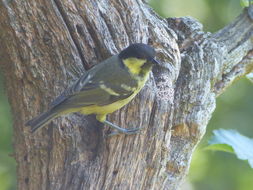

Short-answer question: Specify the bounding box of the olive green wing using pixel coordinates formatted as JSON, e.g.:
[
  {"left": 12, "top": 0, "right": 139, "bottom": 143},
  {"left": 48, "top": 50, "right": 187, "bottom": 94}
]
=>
[
  {"left": 49, "top": 72, "right": 92, "bottom": 108},
  {"left": 50, "top": 56, "right": 116, "bottom": 108},
  {"left": 65, "top": 85, "right": 132, "bottom": 107},
  {"left": 51, "top": 81, "right": 134, "bottom": 111},
  {"left": 50, "top": 55, "right": 137, "bottom": 110}
]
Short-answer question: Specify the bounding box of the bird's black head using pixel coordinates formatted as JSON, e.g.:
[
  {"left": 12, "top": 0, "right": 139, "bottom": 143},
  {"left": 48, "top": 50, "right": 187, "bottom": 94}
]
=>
[{"left": 119, "top": 43, "right": 159, "bottom": 64}]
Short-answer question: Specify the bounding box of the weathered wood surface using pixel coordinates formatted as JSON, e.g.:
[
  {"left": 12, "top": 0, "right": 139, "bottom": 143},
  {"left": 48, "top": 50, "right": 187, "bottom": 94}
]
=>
[{"left": 0, "top": 0, "right": 253, "bottom": 189}]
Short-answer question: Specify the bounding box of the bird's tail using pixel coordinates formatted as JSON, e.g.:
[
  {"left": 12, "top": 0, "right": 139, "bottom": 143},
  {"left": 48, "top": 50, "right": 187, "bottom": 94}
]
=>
[{"left": 26, "top": 109, "right": 59, "bottom": 133}]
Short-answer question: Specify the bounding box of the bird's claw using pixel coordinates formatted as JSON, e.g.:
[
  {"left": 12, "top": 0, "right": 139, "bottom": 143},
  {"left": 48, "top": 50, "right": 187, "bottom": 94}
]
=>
[{"left": 107, "top": 127, "right": 142, "bottom": 137}]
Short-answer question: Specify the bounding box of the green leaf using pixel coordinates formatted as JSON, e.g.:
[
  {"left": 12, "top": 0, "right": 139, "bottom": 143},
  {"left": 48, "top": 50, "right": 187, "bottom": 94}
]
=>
[
  {"left": 240, "top": 0, "right": 253, "bottom": 7},
  {"left": 207, "top": 129, "right": 253, "bottom": 168},
  {"left": 205, "top": 143, "right": 234, "bottom": 153},
  {"left": 246, "top": 73, "right": 253, "bottom": 84}
]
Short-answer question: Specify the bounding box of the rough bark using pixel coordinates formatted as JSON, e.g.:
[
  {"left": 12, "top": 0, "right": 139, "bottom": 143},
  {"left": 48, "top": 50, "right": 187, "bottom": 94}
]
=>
[{"left": 0, "top": 0, "right": 253, "bottom": 190}]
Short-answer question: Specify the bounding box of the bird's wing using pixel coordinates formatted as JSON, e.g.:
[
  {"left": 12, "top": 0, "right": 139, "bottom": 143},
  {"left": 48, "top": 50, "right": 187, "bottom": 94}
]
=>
[
  {"left": 63, "top": 84, "right": 133, "bottom": 108},
  {"left": 50, "top": 56, "right": 137, "bottom": 109},
  {"left": 49, "top": 72, "right": 91, "bottom": 108},
  {"left": 50, "top": 79, "right": 134, "bottom": 111}
]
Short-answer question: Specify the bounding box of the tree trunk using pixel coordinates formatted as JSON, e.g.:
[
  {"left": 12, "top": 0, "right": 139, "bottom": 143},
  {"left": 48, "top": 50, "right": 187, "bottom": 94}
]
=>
[{"left": 0, "top": 0, "right": 253, "bottom": 189}]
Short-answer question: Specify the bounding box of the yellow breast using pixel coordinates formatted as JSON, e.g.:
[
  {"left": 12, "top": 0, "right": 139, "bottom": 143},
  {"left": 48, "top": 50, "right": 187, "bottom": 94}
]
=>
[
  {"left": 80, "top": 92, "right": 137, "bottom": 115},
  {"left": 72, "top": 58, "right": 151, "bottom": 122},
  {"left": 79, "top": 73, "right": 149, "bottom": 119}
]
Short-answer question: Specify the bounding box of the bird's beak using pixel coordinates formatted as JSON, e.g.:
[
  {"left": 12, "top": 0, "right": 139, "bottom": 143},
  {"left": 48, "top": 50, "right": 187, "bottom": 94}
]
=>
[{"left": 151, "top": 58, "right": 160, "bottom": 65}]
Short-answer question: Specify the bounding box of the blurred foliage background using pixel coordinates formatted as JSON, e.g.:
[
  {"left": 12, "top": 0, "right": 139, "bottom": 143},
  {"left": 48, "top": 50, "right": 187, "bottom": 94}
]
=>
[
  {"left": 0, "top": 0, "right": 252, "bottom": 189},
  {"left": 0, "top": 74, "right": 15, "bottom": 190}
]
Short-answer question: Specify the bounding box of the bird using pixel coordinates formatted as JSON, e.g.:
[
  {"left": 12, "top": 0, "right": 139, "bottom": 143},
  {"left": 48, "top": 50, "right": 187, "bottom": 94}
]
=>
[{"left": 26, "top": 43, "right": 159, "bottom": 135}]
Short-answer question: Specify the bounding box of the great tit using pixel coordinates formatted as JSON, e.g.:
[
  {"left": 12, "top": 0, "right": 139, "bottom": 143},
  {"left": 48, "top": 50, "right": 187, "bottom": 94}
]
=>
[{"left": 26, "top": 43, "right": 159, "bottom": 135}]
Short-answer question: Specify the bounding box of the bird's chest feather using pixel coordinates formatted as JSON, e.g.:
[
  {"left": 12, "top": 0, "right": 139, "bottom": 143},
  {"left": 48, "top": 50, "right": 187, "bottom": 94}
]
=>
[
  {"left": 79, "top": 58, "right": 152, "bottom": 115},
  {"left": 80, "top": 73, "right": 150, "bottom": 115}
]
